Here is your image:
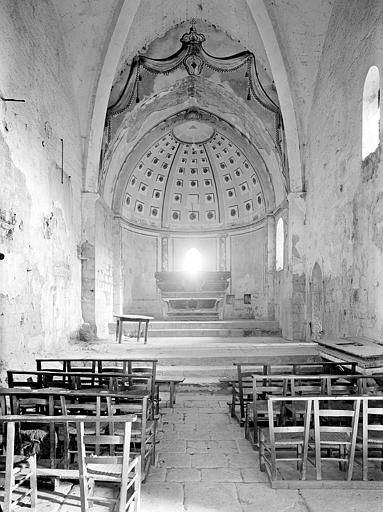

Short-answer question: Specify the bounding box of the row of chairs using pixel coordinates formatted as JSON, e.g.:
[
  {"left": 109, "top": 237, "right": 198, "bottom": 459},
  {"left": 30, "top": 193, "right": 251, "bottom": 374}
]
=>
[
  {"left": 0, "top": 414, "right": 141, "bottom": 512},
  {"left": 230, "top": 361, "right": 358, "bottom": 424},
  {"left": 1, "top": 387, "right": 156, "bottom": 482},
  {"left": 257, "top": 396, "right": 383, "bottom": 486},
  {"left": 244, "top": 373, "right": 383, "bottom": 446}
]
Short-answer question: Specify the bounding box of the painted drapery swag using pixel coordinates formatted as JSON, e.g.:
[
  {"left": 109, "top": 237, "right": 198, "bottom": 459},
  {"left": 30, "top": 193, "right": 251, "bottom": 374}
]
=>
[{"left": 105, "top": 23, "right": 288, "bottom": 187}]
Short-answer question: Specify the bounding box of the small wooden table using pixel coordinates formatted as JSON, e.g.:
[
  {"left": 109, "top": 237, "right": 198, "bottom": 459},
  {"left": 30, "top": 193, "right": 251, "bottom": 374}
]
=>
[{"left": 113, "top": 314, "right": 154, "bottom": 344}]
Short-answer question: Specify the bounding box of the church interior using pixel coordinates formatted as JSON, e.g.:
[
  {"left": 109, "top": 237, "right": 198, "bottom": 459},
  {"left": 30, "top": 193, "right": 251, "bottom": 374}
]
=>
[{"left": 1, "top": 1, "right": 383, "bottom": 511}]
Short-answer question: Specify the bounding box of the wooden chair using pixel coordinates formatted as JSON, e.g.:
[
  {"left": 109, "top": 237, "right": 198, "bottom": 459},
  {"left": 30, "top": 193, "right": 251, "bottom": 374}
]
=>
[
  {"left": 246, "top": 376, "right": 288, "bottom": 447},
  {"left": 7, "top": 371, "right": 43, "bottom": 390},
  {"left": 99, "top": 359, "right": 157, "bottom": 419},
  {"left": 287, "top": 376, "right": 324, "bottom": 424},
  {"left": 231, "top": 361, "right": 356, "bottom": 424},
  {"left": 311, "top": 397, "right": 361, "bottom": 481},
  {"left": 59, "top": 395, "right": 111, "bottom": 468},
  {"left": 259, "top": 397, "right": 312, "bottom": 483},
  {"left": 0, "top": 420, "right": 37, "bottom": 511},
  {"left": 325, "top": 375, "right": 357, "bottom": 397},
  {"left": 77, "top": 417, "right": 141, "bottom": 512},
  {"left": 110, "top": 395, "right": 156, "bottom": 482},
  {"left": 9, "top": 394, "right": 55, "bottom": 469},
  {"left": 357, "top": 397, "right": 383, "bottom": 481},
  {"left": 231, "top": 363, "right": 266, "bottom": 424}
]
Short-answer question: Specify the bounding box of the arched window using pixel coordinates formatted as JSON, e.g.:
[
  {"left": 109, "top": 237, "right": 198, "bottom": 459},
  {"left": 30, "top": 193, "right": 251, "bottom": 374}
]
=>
[
  {"left": 362, "top": 66, "right": 380, "bottom": 159},
  {"left": 276, "top": 218, "right": 284, "bottom": 271}
]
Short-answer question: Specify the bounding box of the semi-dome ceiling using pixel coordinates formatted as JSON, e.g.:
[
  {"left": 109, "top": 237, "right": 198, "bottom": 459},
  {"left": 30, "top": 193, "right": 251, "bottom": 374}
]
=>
[{"left": 121, "top": 120, "right": 266, "bottom": 232}]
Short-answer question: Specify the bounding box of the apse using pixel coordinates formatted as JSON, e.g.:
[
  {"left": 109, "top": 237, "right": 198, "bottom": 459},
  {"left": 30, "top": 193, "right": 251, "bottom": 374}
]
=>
[{"left": 101, "top": 22, "right": 284, "bottom": 321}]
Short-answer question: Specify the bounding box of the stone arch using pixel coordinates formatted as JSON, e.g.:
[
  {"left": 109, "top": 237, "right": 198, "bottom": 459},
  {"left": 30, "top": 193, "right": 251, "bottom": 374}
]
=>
[
  {"left": 245, "top": 0, "right": 303, "bottom": 192},
  {"left": 84, "top": 0, "right": 303, "bottom": 196},
  {"left": 104, "top": 81, "right": 283, "bottom": 212},
  {"left": 84, "top": 0, "right": 142, "bottom": 193},
  {"left": 310, "top": 262, "right": 324, "bottom": 340}
]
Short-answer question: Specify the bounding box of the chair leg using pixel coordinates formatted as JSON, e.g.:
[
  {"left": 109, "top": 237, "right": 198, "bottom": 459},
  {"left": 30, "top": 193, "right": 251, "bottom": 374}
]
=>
[
  {"left": 4, "top": 422, "right": 16, "bottom": 512},
  {"left": 136, "top": 456, "right": 141, "bottom": 512},
  {"left": 29, "top": 454, "right": 38, "bottom": 512},
  {"left": 339, "top": 445, "right": 346, "bottom": 471},
  {"left": 297, "top": 445, "right": 302, "bottom": 471},
  {"left": 76, "top": 421, "right": 90, "bottom": 511},
  {"left": 259, "top": 429, "right": 265, "bottom": 472}
]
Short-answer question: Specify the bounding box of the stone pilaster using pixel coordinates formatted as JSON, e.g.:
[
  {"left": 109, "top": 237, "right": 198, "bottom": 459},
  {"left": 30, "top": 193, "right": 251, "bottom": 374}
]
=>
[
  {"left": 112, "top": 217, "right": 123, "bottom": 315},
  {"left": 282, "top": 192, "right": 307, "bottom": 340},
  {"left": 81, "top": 191, "right": 98, "bottom": 335}
]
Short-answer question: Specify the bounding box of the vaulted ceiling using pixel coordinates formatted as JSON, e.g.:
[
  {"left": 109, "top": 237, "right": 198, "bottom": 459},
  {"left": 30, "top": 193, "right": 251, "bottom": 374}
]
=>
[
  {"left": 51, "top": 0, "right": 336, "bottom": 208},
  {"left": 113, "top": 110, "right": 270, "bottom": 232}
]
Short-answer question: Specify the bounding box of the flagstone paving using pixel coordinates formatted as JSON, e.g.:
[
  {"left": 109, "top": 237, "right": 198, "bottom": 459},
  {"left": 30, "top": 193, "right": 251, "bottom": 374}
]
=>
[
  {"left": 141, "top": 392, "right": 383, "bottom": 512},
  {"left": 7, "top": 390, "right": 383, "bottom": 511}
]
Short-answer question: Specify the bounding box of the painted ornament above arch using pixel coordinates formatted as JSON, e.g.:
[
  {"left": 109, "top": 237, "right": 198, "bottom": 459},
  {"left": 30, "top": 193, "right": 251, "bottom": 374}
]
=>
[{"left": 105, "top": 21, "right": 283, "bottom": 149}]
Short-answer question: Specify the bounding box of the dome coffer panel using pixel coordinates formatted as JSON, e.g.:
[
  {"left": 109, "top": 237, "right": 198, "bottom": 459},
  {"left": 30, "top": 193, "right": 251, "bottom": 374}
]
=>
[{"left": 121, "top": 125, "right": 266, "bottom": 230}]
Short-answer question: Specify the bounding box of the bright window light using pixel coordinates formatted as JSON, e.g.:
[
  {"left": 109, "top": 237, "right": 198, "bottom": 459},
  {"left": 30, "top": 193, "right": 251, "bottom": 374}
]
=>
[
  {"left": 362, "top": 66, "right": 380, "bottom": 159},
  {"left": 183, "top": 247, "right": 203, "bottom": 274},
  {"left": 276, "top": 218, "right": 284, "bottom": 271}
]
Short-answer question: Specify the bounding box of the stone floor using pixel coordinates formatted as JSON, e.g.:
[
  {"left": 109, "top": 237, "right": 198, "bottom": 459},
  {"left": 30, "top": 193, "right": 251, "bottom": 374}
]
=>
[
  {"left": 141, "top": 391, "right": 383, "bottom": 512},
  {"left": 6, "top": 390, "right": 383, "bottom": 511}
]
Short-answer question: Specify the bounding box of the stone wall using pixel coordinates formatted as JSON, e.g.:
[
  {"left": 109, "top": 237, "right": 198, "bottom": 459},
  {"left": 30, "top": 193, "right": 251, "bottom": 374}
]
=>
[
  {"left": 122, "top": 228, "right": 161, "bottom": 317},
  {"left": 225, "top": 227, "right": 267, "bottom": 319},
  {"left": 0, "top": 1, "right": 82, "bottom": 376},
  {"left": 95, "top": 199, "right": 114, "bottom": 337},
  {"left": 305, "top": 0, "right": 383, "bottom": 340}
]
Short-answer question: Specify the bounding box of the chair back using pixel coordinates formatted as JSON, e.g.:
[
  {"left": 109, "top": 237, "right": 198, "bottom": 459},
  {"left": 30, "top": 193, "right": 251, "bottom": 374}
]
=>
[{"left": 312, "top": 396, "right": 361, "bottom": 480}]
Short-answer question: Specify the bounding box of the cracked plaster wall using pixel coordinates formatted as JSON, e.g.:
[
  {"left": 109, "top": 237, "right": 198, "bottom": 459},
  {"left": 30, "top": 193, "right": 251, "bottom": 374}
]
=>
[
  {"left": 305, "top": 0, "right": 383, "bottom": 340},
  {"left": 0, "top": 1, "right": 82, "bottom": 378}
]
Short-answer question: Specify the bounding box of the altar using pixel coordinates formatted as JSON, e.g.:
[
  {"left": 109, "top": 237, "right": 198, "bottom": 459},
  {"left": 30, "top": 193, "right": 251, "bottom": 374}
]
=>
[{"left": 154, "top": 271, "right": 231, "bottom": 319}]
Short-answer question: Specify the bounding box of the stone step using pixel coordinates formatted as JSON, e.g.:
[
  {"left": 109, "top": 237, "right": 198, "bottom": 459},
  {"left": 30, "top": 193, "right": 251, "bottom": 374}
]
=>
[
  {"left": 108, "top": 320, "right": 282, "bottom": 338},
  {"left": 156, "top": 349, "right": 320, "bottom": 383},
  {"left": 149, "top": 320, "right": 280, "bottom": 329},
  {"left": 154, "top": 344, "right": 317, "bottom": 366},
  {"left": 149, "top": 327, "right": 282, "bottom": 337}
]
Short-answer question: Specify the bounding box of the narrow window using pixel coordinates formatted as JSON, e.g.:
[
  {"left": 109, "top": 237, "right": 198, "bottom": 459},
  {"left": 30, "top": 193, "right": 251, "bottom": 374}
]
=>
[
  {"left": 362, "top": 66, "right": 380, "bottom": 159},
  {"left": 276, "top": 218, "right": 284, "bottom": 271}
]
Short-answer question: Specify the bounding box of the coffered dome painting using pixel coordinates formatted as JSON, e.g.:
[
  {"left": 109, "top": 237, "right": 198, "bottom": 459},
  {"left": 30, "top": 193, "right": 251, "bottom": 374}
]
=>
[{"left": 120, "top": 123, "right": 266, "bottom": 231}]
